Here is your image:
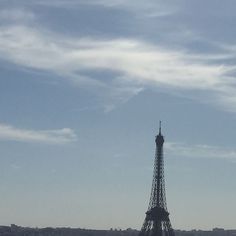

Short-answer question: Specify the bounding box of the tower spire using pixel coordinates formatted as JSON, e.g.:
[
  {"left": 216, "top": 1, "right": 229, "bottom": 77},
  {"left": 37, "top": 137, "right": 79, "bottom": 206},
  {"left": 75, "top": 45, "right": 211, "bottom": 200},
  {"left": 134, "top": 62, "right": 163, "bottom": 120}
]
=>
[{"left": 159, "top": 121, "right": 162, "bottom": 135}]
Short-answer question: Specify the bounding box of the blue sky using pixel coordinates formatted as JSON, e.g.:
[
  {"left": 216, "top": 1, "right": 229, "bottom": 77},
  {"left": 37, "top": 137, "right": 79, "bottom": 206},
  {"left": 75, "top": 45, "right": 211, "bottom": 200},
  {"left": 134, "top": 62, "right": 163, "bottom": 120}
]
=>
[{"left": 0, "top": 0, "right": 236, "bottom": 231}]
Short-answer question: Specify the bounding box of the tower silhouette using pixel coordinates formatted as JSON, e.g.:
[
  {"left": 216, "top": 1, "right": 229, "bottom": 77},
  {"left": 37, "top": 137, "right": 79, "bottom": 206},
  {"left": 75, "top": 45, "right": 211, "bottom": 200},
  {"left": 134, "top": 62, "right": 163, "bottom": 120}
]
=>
[{"left": 140, "top": 122, "right": 175, "bottom": 236}]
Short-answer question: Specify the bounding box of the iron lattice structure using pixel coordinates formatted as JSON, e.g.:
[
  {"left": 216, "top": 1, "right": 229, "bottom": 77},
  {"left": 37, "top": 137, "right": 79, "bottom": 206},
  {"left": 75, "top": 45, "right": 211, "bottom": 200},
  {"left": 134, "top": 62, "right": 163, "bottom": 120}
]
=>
[{"left": 140, "top": 123, "right": 175, "bottom": 236}]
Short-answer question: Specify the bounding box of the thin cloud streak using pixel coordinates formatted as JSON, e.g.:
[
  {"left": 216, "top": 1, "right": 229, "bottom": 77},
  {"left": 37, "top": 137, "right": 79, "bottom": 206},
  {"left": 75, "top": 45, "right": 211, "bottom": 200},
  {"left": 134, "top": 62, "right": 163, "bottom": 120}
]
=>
[
  {"left": 0, "top": 23, "right": 236, "bottom": 111},
  {"left": 25, "top": 0, "right": 175, "bottom": 16},
  {"left": 89, "top": 0, "right": 177, "bottom": 18},
  {"left": 0, "top": 8, "right": 35, "bottom": 22},
  {"left": 165, "top": 142, "right": 236, "bottom": 162},
  {"left": 0, "top": 123, "right": 77, "bottom": 144}
]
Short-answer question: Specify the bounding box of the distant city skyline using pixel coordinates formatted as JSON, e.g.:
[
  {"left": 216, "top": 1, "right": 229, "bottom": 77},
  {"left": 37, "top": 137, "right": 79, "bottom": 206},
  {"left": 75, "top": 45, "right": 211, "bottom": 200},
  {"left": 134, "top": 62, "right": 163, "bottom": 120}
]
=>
[
  {"left": 2, "top": 224, "right": 236, "bottom": 236},
  {"left": 0, "top": 0, "right": 236, "bottom": 231}
]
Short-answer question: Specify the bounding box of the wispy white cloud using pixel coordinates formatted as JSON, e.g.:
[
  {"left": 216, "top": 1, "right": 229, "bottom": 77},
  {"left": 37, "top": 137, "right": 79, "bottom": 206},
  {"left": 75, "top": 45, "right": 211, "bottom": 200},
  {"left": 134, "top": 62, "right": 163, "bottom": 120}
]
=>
[
  {"left": 0, "top": 20, "right": 236, "bottom": 111},
  {"left": 81, "top": 0, "right": 159, "bottom": 10},
  {"left": 28, "top": 0, "right": 175, "bottom": 16},
  {"left": 0, "top": 123, "right": 77, "bottom": 144},
  {"left": 165, "top": 142, "right": 236, "bottom": 162},
  {"left": 81, "top": 0, "right": 177, "bottom": 18},
  {"left": 0, "top": 8, "right": 35, "bottom": 22}
]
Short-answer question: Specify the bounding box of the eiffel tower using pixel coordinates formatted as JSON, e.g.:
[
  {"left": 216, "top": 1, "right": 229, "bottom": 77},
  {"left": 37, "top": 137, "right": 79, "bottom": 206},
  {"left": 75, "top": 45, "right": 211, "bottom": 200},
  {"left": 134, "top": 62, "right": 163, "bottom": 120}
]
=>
[{"left": 140, "top": 122, "right": 175, "bottom": 236}]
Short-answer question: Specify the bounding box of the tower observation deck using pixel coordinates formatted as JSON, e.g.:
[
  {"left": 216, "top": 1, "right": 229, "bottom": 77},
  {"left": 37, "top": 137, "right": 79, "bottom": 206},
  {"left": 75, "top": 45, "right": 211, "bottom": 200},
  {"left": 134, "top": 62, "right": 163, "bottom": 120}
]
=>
[{"left": 139, "top": 122, "right": 175, "bottom": 236}]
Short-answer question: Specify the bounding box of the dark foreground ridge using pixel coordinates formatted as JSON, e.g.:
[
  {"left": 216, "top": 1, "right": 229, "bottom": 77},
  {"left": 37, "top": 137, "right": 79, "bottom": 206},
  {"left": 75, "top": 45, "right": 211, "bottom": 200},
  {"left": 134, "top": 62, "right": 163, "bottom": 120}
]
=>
[{"left": 0, "top": 225, "right": 236, "bottom": 236}]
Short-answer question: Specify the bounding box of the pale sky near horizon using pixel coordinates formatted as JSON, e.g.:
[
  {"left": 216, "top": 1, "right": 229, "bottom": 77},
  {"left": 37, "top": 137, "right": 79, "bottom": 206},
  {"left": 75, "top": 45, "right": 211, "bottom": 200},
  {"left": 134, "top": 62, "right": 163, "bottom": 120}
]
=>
[{"left": 0, "top": 0, "right": 236, "bottom": 231}]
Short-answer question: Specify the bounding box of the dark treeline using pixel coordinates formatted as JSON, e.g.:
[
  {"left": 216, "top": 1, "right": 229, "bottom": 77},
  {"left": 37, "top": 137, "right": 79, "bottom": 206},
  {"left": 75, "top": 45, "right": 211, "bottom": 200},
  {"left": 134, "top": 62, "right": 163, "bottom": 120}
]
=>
[{"left": 0, "top": 225, "right": 236, "bottom": 236}]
